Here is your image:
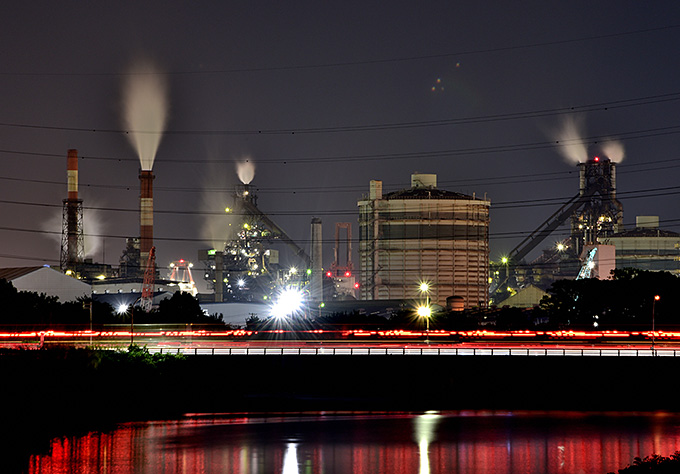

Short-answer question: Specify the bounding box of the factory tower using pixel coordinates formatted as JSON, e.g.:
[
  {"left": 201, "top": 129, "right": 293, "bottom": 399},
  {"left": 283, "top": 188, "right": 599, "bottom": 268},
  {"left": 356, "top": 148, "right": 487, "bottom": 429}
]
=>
[
  {"left": 358, "top": 173, "right": 490, "bottom": 308},
  {"left": 60, "top": 149, "right": 84, "bottom": 274}
]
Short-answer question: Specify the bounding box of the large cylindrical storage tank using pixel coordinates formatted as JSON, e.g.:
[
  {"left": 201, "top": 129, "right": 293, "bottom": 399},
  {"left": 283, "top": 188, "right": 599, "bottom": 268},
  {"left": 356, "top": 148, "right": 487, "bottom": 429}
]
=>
[{"left": 358, "top": 173, "right": 490, "bottom": 309}]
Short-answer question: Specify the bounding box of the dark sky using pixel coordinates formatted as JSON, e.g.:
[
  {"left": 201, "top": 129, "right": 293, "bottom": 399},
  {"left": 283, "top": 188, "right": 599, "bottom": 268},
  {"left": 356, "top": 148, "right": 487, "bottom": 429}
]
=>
[{"left": 1, "top": 1, "right": 680, "bottom": 291}]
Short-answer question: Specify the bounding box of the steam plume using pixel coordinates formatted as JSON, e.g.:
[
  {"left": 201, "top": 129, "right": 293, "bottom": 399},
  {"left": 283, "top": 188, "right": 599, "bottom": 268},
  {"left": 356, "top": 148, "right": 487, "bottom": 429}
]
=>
[
  {"left": 601, "top": 139, "right": 625, "bottom": 163},
  {"left": 122, "top": 59, "right": 169, "bottom": 170},
  {"left": 237, "top": 160, "right": 255, "bottom": 184},
  {"left": 553, "top": 116, "right": 588, "bottom": 164}
]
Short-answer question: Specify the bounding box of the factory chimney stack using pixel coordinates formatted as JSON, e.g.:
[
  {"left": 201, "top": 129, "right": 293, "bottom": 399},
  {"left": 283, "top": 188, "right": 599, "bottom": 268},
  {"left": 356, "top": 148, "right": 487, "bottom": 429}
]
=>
[
  {"left": 139, "top": 170, "right": 155, "bottom": 274},
  {"left": 310, "top": 217, "right": 323, "bottom": 301},
  {"left": 60, "top": 149, "right": 84, "bottom": 274}
]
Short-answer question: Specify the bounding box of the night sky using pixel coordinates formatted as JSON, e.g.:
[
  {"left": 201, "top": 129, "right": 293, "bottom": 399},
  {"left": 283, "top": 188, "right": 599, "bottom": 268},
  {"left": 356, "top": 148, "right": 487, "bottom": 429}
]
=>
[{"left": 1, "top": 1, "right": 679, "bottom": 292}]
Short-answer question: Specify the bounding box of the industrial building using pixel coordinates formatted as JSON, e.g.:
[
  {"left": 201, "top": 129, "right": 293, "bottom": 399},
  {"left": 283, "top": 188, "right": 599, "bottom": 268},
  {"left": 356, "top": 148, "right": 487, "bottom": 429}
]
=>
[
  {"left": 604, "top": 216, "right": 680, "bottom": 274},
  {"left": 0, "top": 266, "right": 91, "bottom": 302},
  {"left": 358, "top": 173, "right": 490, "bottom": 309}
]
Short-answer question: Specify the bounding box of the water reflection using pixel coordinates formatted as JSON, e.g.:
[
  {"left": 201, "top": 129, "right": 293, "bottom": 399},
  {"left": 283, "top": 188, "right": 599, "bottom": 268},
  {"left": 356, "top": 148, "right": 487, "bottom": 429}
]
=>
[
  {"left": 414, "top": 411, "right": 441, "bottom": 474},
  {"left": 282, "top": 443, "right": 299, "bottom": 474},
  {"left": 28, "top": 412, "right": 680, "bottom": 474}
]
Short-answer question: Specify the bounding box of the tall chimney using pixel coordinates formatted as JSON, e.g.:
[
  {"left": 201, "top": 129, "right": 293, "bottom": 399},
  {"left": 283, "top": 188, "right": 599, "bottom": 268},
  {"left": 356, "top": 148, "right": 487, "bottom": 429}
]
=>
[
  {"left": 139, "top": 170, "right": 155, "bottom": 274},
  {"left": 214, "top": 251, "right": 224, "bottom": 303},
  {"left": 310, "top": 217, "right": 323, "bottom": 301},
  {"left": 60, "top": 149, "right": 84, "bottom": 273}
]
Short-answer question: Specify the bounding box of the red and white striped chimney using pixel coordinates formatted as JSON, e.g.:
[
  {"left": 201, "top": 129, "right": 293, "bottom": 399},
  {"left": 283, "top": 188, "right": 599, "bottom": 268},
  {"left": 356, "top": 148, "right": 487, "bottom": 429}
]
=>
[
  {"left": 67, "top": 149, "right": 78, "bottom": 201},
  {"left": 139, "top": 170, "right": 154, "bottom": 272}
]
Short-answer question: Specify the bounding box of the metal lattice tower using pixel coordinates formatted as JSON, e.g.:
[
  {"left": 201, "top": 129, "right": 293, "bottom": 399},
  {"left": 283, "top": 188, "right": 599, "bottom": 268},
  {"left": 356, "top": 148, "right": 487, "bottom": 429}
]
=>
[{"left": 60, "top": 198, "right": 84, "bottom": 272}]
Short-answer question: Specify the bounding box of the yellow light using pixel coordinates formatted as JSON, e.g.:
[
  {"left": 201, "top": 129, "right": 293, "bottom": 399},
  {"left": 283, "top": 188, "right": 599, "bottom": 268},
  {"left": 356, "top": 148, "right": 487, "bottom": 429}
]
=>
[
  {"left": 225, "top": 207, "right": 231, "bottom": 213},
  {"left": 557, "top": 243, "right": 565, "bottom": 251},
  {"left": 417, "top": 306, "right": 431, "bottom": 318},
  {"left": 419, "top": 282, "right": 430, "bottom": 293},
  {"left": 96, "top": 274, "right": 106, "bottom": 280},
  {"left": 501, "top": 257, "right": 508, "bottom": 264}
]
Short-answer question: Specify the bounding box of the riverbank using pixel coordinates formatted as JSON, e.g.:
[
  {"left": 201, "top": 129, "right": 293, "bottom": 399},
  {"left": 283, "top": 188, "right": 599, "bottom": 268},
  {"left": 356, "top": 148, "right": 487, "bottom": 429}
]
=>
[{"left": 2, "top": 347, "right": 679, "bottom": 472}]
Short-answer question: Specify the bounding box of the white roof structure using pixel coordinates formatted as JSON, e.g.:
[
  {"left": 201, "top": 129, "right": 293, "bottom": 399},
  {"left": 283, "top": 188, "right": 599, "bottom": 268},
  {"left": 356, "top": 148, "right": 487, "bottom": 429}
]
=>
[{"left": 0, "top": 266, "right": 91, "bottom": 302}]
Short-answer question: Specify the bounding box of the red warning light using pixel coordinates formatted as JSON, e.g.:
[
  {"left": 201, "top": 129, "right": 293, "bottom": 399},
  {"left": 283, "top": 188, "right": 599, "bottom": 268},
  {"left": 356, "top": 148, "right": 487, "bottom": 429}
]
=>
[
  {"left": 326, "top": 271, "right": 332, "bottom": 278},
  {"left": 594, "top": 156, "right": 600, "bottom": 162},
  {"left": 354, "top": 282, "right": 360, "bottom": 289},
  {"left": 345, "top": 271, "right": 351, "bottom": 277}
]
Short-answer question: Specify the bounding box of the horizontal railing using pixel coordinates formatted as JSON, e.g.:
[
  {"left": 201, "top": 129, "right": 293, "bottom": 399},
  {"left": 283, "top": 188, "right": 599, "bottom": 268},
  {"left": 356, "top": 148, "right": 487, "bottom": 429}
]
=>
[{"left": 148, "top": 346, "right": 680, "bottom": 357}]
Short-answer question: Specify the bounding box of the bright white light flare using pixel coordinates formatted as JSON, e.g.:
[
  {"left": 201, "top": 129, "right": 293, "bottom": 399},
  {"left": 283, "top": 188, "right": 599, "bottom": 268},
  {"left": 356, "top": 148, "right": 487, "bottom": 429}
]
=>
[{"left": 270, "top": 288, "right": 305, "bottom": 319}]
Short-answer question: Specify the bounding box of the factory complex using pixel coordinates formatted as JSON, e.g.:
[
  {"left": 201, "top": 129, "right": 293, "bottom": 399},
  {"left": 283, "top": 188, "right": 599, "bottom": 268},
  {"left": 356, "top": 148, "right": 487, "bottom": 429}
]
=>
[{"left": 3, "top": 146, "right": 680, "bottom": 324}]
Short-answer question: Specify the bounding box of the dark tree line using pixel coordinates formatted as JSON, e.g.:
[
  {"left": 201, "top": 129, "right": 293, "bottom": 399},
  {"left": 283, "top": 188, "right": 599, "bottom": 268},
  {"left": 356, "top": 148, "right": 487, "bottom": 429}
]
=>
[{"left": 0, "top": 279, "right": 225, "bottom": 329}]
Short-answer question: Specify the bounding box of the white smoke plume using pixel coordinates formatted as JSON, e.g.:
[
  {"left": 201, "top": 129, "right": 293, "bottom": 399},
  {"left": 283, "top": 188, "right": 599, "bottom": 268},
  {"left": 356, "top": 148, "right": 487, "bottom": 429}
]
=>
[
  {"left": 601, "top": 139, "right": 625, "bottom": 163},
  {"left": 122, "top": 59, "right": 169, "bottom": 170},
  {"left": 236, "top": 160, "right": 255, "bottom": 184},
  {"left": 553, "top": 116, "right": 588, "bottom": 165}
]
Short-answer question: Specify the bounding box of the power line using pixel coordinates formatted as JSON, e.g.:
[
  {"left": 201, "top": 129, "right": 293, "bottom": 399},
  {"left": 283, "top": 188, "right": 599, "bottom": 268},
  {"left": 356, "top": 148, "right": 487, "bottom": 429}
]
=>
[
  {"left": 1, "top": 92, "right": 679, "bottom": 137},
  {"left": 2, "top": 24, "right": 678, "bottom": 77},
  {"left": 3, "top": 183, "right": 680, "bottom": 216},
  {"left": 1, "top": 123, "right": 680, "bottom": 168},
  {"left": 1, "top": 156, "right": 679, "bottom": 195}
]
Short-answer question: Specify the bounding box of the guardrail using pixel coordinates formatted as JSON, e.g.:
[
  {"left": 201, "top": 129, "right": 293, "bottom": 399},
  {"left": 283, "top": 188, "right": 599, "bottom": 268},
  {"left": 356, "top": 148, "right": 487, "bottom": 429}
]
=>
[{"left": 148, "top": 346, "right": 680, "bottom": 357}]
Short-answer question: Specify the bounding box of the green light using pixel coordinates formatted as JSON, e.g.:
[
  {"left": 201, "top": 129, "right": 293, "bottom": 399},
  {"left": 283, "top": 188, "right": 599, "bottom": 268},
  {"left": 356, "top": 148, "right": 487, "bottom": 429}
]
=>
[
  {"left": 306, "top": 269, "right": 312, "bottom": 275},
  {"left": 208, "top": 249, "right": 216, "bottom": 256},
  {"left": 319, "top": 302, "right": 325, "bottom": 308}
]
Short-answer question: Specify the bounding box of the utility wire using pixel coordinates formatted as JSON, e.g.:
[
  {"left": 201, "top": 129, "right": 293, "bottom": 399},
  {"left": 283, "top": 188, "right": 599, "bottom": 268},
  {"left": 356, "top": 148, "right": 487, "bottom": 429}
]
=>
[
  {"left": 2, "top": 24, "right": 678, "bottom": 77},
  {"left": 0, "top": 92, "right": 679, "bottom": 137},
  {"left": 0, "top": 156, "right": 678, "bottom": 194},
  {"left": 2, "top": 123, "right": 680, "bottom": 167},
  {"left": 1, "top": 183, "right": 680, "bottom": 215}
]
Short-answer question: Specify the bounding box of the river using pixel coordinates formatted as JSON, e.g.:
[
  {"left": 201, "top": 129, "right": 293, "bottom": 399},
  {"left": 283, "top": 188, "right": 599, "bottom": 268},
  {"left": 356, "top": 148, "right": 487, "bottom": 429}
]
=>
[{"left": 27, "top": 411, "right": 680, "bottom": 473}]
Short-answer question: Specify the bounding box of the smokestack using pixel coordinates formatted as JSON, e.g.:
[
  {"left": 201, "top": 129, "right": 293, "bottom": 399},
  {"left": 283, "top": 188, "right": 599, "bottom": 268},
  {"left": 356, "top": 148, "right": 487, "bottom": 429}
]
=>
[
  {"left": 214, "top": 251, "right": 224, "bottom": 303},
  {"left": 67, "top": 149, "right": 78, "bottom": 201},
  {"left": 310, "top": 217, "right": 323, "bottom": 301},
  {"left": 60, "top": 149, "right": 84, "bottom": 273},
  {"left": 139, "top": 170, "right": 155, "bottom": 272}
]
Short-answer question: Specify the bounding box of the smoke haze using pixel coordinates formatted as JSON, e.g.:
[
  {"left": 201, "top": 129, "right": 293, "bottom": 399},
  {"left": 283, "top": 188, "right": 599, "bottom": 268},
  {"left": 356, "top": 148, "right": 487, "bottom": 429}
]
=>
[{"left": 553, "top": 116, "right": 588, "bottom": 165}]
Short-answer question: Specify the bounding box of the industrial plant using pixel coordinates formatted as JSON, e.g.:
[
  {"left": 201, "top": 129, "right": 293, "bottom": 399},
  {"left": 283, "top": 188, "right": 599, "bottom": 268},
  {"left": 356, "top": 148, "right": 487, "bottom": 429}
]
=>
[
  {"left": 358, "top": 173, "right": 490, "bottom": 309},
  {"left": 6, "top": 132, "right": 680, "bottom": 319},
  {"left": 492, "top": 146, "right": 680, "bottom": 306}
]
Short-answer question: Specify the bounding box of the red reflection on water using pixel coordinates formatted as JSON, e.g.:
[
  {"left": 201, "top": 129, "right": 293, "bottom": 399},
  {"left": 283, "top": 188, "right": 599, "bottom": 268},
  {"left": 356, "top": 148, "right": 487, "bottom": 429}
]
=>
[{"left": 27, "top": 413, "right": 680, "bottom": 474}]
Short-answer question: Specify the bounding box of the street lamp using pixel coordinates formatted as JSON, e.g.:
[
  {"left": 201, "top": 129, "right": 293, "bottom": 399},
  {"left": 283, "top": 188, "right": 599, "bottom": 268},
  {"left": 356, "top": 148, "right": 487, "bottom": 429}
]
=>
[
  {"left": 417, "top": 305, "right": 432, "bottom": 332},
  {"left": 418, "top": 282, "right": 432, "bottom": 341},
  {"left": 419, "top": 282, "right": 430, "bottom": 306},
  {"left": 117, "top": 304, "right": 132, "bottom": 346},
  {"left": 652, "top": 295, "right": 660, "bottom": 352}
]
